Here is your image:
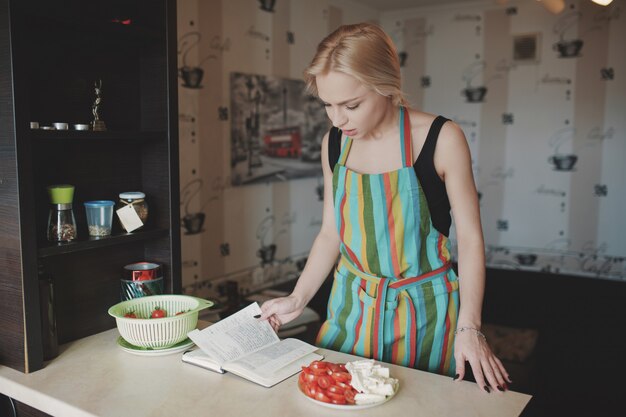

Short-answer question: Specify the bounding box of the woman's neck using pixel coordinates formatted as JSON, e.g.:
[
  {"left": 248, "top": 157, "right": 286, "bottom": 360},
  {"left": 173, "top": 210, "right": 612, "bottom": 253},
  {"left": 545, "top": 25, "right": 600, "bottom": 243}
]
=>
[{"left": 363, "top": 102, "right": 401, "bottom": 141}]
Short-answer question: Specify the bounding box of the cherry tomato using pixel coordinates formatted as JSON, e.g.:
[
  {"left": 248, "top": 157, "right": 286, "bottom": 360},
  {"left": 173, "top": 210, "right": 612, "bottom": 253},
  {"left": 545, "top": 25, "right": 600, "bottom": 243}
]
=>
[
  {"left": 299, "top": 379, "right": 312, "bottom": 396},
  {"left": 330, "top": 371, "right": 351, "bottom": 383},
  {"left": 301, "top": 360, "right": 360, "bottom": 406},
  {"left": 327, "top": 363, "right": 341, "bottom": 373},
  {"left": 311, "top": 367, "right": 329, "bottom": 376},
  {"left": 303, "top": 371, "right": 317, "bottom": 384},
  {"left": 317, "top": 375, "right": 332, "bottom": 389},
  {"left": 315, "top": 391, "right": 331, "bottom": 403},
  {"left": 150, "top": 307, "right": 167, "bottom": 318},
  {"left": 327, "top": 391, "right": 346, "bottom": 402},
  {"left": 310, "top": 361, "right": 328, "bottom": 371},
  {"left": 335, "top": 381, "right": 352, "bottom": 390},
  {"left": 327, "top": 385, "right": 345, "bottom": 394},
  {"left": 123, "top": 311, "right": 137, "bottom": 318},
  {"left": 344, "top": 389, "right": 356, "bottom": 404},
  {"left": 309, "top": 362, "right": 329, "bottom": 375},
  {"left": 175, "top": 310, "right": 187, "bottom": 315}
]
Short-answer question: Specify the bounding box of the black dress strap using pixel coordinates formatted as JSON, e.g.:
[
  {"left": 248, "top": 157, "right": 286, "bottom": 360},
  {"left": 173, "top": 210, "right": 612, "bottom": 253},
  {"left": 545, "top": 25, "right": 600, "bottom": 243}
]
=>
[
  {"left": 416, "top": 116, "right": 449, "bottom": 167},
  {"left": 328, "top": 127, "right": 342, "bottom": 172},
  {"left": 414, "top": 116, "right": 452, "bottom": 237}
]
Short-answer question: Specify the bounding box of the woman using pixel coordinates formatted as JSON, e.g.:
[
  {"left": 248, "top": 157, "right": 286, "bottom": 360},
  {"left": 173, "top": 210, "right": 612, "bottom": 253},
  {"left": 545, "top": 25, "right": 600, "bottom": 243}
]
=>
[{"left": 259, "top": 23, "right": 510, "bottom": 393}]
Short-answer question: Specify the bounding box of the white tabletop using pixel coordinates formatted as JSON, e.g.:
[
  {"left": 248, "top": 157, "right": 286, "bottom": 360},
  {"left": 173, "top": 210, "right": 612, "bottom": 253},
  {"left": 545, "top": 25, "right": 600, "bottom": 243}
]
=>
[{"left": 0, "top": 328, "right": 531, "bottom": 417}]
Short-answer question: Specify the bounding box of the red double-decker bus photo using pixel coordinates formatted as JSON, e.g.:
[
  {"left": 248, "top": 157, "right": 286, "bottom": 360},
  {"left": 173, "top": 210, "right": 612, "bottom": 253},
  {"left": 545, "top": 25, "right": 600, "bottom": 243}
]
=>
[{"left": 262, "top": 126, "right": 302, "bottom": 158}]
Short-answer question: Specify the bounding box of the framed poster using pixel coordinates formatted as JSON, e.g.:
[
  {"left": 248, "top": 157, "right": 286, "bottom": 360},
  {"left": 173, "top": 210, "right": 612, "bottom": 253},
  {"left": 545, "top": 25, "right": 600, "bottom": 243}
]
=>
[{"left": 230, "top": 72, "right": 329, "bottom": 185}]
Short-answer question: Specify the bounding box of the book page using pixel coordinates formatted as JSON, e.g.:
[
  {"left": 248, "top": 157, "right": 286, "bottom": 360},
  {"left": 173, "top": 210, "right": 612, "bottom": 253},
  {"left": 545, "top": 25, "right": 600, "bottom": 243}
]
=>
[
  {"left": 187, "top": 302, "right": 278, "bottom": 366},
  {"left": 226, "top": 346, "right": 323, "bottom": 388},
  {"left": 229, "top": 338, "right": 318, "bottom": 375}
]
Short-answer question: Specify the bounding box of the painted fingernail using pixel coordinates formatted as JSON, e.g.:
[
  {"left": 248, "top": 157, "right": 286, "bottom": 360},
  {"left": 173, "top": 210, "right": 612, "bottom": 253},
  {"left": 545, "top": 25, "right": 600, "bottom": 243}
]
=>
[
  {"left": 484, "top": 386, "right": 491, "bottom": 393},
  {"left": 452, "top": 373, "right": 460, "bottom": 381},
  {"left": 497, "top": 385, "right": 504, "bottom": 392},
  {"left": 253, "top": 314, "right": 261, "bottom": 318}
]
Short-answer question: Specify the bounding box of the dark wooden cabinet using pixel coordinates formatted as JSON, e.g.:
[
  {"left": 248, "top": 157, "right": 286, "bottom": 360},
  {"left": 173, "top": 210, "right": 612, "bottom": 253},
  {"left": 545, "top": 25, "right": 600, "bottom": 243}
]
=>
[
  {"left": 0, "top": 394, "right": 51, "bottom": 417},
  {"left": 0, "top": 0, "right": 180, "bottom": 373}
]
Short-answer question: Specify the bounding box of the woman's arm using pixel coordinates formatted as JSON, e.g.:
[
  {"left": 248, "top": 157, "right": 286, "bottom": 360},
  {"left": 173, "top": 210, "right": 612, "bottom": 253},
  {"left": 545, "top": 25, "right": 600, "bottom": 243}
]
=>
[
  {"left": 290, "top": 130, "right": 341, "bottom": 307},
  {"left": 436, "top": 121, "right": 511, "bottom": 392},
  {"left": 259, "top": 131, "right": 341, "bottom": 329},
  {"left": 436, "top": 122, "right": 485, "bottom": 331}
]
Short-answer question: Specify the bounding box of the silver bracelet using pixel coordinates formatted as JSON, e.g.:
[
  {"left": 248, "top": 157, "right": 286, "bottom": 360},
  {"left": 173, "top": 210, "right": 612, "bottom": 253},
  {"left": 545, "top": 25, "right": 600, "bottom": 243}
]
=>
[{"left": 454, "top": 326, "right": 486, "bottom": 340}]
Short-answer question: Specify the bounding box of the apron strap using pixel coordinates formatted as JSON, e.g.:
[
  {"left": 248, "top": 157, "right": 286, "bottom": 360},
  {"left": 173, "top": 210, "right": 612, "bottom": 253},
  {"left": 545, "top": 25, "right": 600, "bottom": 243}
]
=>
[
  {"left": 400, "top": 106, "right": 413, "bottom": 168},
  {"left": 337, "top": 135, "right": 353, "bottom": 166}
]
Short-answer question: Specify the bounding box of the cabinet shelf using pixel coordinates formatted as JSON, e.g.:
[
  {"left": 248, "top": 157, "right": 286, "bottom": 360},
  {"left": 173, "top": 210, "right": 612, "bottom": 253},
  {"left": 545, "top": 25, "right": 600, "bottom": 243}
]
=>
[
  {"left": 37, "top": 228, "right": 170, "bottom": 258},
  {"left": 30, "top": 130, "right": 166, "bottom": 142},
  {"left": 1, "top": 0, "right": 180, "bottom": 374}
]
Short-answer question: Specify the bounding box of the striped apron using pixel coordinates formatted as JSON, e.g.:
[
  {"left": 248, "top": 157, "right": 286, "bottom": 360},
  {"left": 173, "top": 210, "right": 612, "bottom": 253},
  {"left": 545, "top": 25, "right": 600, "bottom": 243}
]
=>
[{"left": 316, "top": 107, "right": 460, "bottom": 376}]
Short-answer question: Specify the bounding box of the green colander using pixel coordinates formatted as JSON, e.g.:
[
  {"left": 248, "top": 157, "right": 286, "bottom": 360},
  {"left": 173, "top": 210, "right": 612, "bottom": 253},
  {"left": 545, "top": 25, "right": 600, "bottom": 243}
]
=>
[{"left": 108, "top": 294, "right": 213, "bottom": 349}]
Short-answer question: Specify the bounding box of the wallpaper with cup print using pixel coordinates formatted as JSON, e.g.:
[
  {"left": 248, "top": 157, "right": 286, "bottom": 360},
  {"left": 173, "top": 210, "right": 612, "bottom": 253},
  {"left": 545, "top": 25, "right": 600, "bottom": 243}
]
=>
[
  {"left": 177, "top": 0, "right": 625, "bottom": 302},
  {"left": 383, "top": 0, "right": 625, "bottom": 280},
  {"left": 176, "top": 0, "right": 374, "bottom": 300}
]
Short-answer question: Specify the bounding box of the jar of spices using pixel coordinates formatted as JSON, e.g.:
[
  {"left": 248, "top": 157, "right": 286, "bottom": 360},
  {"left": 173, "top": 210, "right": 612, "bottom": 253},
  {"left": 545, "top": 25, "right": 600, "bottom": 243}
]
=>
[
  {"left": 116, "top": 192, "right": 148, "bottom": 232},
  {"left": 46, "top": 184, "right": 77, "bottom": 242}
]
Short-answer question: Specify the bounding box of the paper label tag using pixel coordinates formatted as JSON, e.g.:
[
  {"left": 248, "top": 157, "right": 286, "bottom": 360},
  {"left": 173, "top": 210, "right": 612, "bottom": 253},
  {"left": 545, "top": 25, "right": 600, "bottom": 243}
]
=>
[{"left": 116, "top": 205, "right": 144, "bottom": 233}]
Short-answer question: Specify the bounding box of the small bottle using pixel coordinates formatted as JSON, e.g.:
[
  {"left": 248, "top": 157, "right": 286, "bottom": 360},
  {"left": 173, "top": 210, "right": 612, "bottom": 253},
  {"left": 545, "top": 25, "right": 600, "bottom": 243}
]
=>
[
  {"left": 46, "top": 185, "right": 77, "bottom": 242},
  {"left": 116, "top": 192, "right": 149, "bottom": 232}
]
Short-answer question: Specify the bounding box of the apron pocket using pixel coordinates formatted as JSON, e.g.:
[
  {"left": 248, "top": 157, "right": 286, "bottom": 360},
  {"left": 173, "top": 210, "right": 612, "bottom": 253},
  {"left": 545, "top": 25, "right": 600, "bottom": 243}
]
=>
[
  {"left": 357, "top": 286, "right": 376, "bottom": 308},
  {"left": 405, "top": 275, "right": 459, "bottom": 301}
]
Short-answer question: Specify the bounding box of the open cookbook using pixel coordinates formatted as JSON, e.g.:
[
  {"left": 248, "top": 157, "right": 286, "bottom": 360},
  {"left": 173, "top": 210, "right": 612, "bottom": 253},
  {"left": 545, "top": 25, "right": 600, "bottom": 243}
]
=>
[{"left": 183, "top": 302, "right": 323, "bottom": 387}]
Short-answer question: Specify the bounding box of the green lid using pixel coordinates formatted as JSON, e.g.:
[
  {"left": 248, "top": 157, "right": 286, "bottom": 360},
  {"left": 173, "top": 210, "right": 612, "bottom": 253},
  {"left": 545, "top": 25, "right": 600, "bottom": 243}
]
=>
[{"left": 47, "top": 184, "right": 75, "bottom": 204}]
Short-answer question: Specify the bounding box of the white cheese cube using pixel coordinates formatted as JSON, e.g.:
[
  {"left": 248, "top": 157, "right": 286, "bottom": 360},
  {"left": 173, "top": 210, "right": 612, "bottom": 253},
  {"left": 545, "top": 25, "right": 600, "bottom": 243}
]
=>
[
  {"left": 355, "top": 393, "right": 386, "bottom": 405},
  {"left": 345, "top": 359, "right": 398, "bottom": 400},
  {"left": 367, "top": 382, "right": 395, "bottom": 396}
]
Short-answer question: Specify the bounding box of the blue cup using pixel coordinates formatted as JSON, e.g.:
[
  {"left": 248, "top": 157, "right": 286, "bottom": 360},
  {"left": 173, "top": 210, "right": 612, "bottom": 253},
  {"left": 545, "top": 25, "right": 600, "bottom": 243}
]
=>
[{"left": 84, "top": 200, "right": 115, "bottom": 237}]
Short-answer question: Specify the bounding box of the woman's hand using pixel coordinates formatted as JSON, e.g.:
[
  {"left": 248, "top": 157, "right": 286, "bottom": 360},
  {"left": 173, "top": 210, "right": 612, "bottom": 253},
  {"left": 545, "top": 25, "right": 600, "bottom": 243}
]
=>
[
  {"left": 258, "top": 295, "right": 305, "bottom": 333},
  {"left": 453, "top": 329, "right": 512, "bottom": 393}
]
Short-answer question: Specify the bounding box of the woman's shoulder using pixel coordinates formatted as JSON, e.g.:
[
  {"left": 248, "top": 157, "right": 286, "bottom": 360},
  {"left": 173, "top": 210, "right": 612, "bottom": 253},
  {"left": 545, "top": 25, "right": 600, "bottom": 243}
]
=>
[
  {"left": 405, "top": 108, "right": 437, "bottom": 130},
  {"left": 404, "top": 109, "right": 467, "bottom": 169},
  {"left": 405, "top": 108, "right": 464, "bottom": 142}
]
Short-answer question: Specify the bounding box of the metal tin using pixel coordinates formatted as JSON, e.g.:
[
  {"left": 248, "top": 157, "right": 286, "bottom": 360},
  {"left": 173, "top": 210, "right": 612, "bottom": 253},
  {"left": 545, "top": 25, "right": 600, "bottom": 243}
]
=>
[
  {"left": 120, "top": 277, "right": 164, "bottom": 301},
  {"left": 123, "top": 262, "right": 163, "bottom": 281}
]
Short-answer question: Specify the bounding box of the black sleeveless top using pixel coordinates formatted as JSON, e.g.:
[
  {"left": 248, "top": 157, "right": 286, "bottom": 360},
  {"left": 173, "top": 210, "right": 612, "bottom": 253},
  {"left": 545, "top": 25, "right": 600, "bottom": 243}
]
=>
[{"left": 328, "top": 116, "right": 452, "bottom": 237}]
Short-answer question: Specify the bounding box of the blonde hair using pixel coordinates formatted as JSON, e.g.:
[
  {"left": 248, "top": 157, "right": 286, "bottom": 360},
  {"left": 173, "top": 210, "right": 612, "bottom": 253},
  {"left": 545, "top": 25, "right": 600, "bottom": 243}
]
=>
[{"left": 304, "top": 23, "right": 407, "bottom": 107}]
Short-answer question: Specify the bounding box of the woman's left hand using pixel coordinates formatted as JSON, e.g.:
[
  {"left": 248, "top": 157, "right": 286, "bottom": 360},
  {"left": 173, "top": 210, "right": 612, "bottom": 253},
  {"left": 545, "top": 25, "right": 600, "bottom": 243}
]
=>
[{"left": 453, "top": 328, "right": 512, "bottom": 393}]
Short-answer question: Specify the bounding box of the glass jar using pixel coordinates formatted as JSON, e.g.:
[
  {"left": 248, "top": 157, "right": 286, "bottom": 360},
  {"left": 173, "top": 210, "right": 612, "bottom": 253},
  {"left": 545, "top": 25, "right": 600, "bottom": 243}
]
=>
[
  {"left": 116, "top": 192, "right": 148, "bottom": 232},
  {"left": 47, "top": 203, "right": 77, "bottom": 242}
]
